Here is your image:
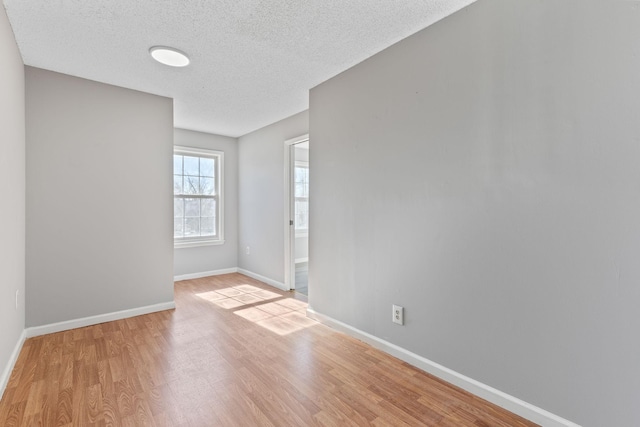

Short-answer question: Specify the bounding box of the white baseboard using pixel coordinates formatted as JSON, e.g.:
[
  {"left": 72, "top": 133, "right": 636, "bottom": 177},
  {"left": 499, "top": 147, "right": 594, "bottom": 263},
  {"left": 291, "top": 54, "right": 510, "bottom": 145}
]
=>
[
  {"left": 306, "top": 308, "right": 581, "bottom": 427},
  {"left": 174, "top": 267, "right": 238, "bottom": 282},
  {"left": 0, "top": 330, "right": 27, "bottom": 400},
  {"left": 25, "top": 301, "right": 176, "bottom": 338},
  {"left": 295, "top": 258, "right": 309, "bottom": 264},
  {"left": 237, "top": 269, "right": 289, "bottom": 291}
]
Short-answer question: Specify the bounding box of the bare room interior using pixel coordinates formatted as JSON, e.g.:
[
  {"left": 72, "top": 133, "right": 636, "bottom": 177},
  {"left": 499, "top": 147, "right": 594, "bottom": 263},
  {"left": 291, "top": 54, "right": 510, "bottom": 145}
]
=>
[{"left": 2, "top": 1, "right": 639, "bottom": 426}]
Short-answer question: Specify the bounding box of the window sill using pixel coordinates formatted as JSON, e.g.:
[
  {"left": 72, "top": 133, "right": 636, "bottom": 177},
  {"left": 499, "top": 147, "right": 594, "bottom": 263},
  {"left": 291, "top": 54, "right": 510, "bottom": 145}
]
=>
[
  {"left": 175, "top": 239, "right": 225, "bottom": 249},
  {"left": 295, "top": 231, "right": 309, "bottom": 238}
]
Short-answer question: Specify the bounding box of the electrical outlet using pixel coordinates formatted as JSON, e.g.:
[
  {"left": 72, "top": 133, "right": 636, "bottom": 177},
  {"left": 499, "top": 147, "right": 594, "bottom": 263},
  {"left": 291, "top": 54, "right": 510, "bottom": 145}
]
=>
[
  {"left": 15, "top": 289, "right": 19, "bottom": 310},
  {"left": 245, "top": 246, "right": 250, "bottom": 255},
  {"left": 392, "top": 305, "right": 404, "bottom": 325}
]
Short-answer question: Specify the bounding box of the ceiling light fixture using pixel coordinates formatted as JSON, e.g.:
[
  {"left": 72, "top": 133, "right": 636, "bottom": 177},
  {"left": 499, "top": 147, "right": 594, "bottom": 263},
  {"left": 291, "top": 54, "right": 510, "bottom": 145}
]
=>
[{"left": 149, "top": 46, "right": 190, "bottom": 67}]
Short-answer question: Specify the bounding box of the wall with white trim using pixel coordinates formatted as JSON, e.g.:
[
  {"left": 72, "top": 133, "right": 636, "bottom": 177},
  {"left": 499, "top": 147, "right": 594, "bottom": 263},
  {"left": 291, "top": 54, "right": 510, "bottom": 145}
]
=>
[
  {"left": 173, "top": 128, "right": 239, "bottom": 277},
  {"left": 25, "top": 67, "right": 174, "bottom": 327},
  {"left": 238, "top": 111, "right": 308, "bottom": 283},
  {"left": 0, "top": 4, "right": 26, "bottom": 398},
  {"left": 309, "top": 0, "right": 640, "bottom": 425}
]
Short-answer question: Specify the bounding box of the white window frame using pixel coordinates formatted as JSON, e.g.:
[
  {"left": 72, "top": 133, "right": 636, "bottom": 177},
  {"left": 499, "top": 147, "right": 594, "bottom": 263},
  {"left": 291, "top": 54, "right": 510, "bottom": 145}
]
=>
[
  {"left": 294, "top": 161, "right": 309, "bottom": 237},
  {"left": 173, "top": 146, "right": 224, "bottom": 248}
]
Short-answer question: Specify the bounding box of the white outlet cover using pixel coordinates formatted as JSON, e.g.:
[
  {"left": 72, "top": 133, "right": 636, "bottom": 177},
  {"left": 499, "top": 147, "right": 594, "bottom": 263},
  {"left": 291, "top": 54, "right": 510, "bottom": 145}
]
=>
[{"left": 392, "top": 304, "right": 404, "bottom": 325}]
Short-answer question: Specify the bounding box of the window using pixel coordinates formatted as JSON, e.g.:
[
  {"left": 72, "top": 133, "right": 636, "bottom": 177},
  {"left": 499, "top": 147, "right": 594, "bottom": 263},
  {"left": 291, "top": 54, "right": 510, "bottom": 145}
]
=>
[
  {"left": 173, "top": 146, "right": 224, "bottom": 247},
  {"left": 294, "top": 162, "right": 309, "bottom": 235}
]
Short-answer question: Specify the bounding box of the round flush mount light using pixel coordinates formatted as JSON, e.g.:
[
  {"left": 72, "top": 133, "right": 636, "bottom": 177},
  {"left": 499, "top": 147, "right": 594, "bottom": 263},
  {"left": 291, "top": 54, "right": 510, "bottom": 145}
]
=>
[{"left": 149, "top": 46, "right": 190, "bottom": 67}]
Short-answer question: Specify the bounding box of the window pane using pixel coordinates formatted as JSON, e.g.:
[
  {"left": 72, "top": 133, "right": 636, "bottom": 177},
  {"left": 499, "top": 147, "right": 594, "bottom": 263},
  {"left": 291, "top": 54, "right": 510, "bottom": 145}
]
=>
[
  {"left": 200, "top": 177, "right": 214, "bottom": 195},
  {"left": 184, "top": 218, "right": 200, "bottom": 237},
  {"left": 295, "top": 183, "right": 308, "bottom": 197},
  {"left": 173, "top": 175, "right": 183, "bottom": 194},
  {"left": 295, "top": 199, "right": 308, "bottom": 230},
  {"left": 174, "top": 150, "right": 223, "bottom": 242},
  {"left": 295, "top": 167, "right": 308, "bottom": 182},
  {"left": 173, "top": 155, "right": 183, "bottom": 175},
  {"left": 201, "top": 217, "right": 215, "bottom": 236},
  {"left": 295, "top": 200, "right": 308, "bottom": 214},
  {"left": 174, "top": 218, "right": 184, "bottom": 238},
  {"left": 174, "top": 198, "right": 184, "bottom": 218},
  {"left": 184, "top": 156, "right": 199, "bottom": 176},
  {"left": 295, "top": 213, "right": 308, "bottom": 230},
  {"left": 200, "top": 158, "right": 214, "bottom": 178},
  {"left": 185, "top": 198, "right": 200, "bottom": 217},
  {"left": 184, "top": 176, "right": 199, "bottom": 195},
  {"left": 201, "top": 198, "right": 215, "bottom": 216}
]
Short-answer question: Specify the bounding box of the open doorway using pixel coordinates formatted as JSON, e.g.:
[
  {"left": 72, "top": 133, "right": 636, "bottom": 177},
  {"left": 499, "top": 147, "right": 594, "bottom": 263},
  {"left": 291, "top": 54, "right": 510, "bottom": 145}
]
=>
[{"left": 284, "top": 134, "right": 309, "bottom": 295}]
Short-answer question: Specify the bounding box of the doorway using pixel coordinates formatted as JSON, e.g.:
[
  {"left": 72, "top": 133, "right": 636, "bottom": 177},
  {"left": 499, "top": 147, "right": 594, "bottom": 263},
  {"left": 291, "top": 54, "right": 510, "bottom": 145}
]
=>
[{"left": 284, "top": 134, "right": 309, "bottom": 294}]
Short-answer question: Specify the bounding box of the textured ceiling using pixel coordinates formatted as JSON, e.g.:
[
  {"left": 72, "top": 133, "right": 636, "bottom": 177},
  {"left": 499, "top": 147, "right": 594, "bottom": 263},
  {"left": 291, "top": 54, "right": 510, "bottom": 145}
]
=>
[{"left": 4, "top": 0, "right": 475, "bottom": 137}]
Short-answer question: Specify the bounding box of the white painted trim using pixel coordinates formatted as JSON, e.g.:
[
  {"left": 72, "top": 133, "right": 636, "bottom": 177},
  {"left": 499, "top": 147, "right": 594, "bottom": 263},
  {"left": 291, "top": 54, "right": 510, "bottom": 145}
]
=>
[
  {"left": 295, "top": 258, "right": 309, "bottom": 264},
  {"left": 174, "top": 238, "right": 225, "bottom": 249},
  {"left": 306, "top": 308, "right": 581, "bottom": 427},
  {"left": 284, "top": 134, "right": 310, "bottom": 291},
  {"left": 174, "top": 267, "right": 238, "bottom": 281},
  {"left": 25, "top": 301, "right": 176, "bottom": 338},
  {"left": 238, "top": 269, "right": 288, "bottom": 291},
  {"left": 0, "top": 330, "right": 27, "bottom": 400},
  {"left": 284, "top": 134, "right": 310, "bottom": 146},
  {"left": 284, "top": 141, "right": 294, "bottom": 290}
]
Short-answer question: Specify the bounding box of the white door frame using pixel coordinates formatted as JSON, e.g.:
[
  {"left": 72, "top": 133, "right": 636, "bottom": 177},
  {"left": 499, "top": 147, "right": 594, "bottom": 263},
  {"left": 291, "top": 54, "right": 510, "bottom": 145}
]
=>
[{"left": 283, "top": 134, "right": 309, "bottom": 290}]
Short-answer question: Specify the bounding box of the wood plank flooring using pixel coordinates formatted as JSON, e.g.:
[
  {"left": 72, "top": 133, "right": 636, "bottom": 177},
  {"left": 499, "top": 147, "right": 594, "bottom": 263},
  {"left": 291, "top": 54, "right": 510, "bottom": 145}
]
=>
[{"left": 0, "top": 273, "right": 538, "bottom": 426}]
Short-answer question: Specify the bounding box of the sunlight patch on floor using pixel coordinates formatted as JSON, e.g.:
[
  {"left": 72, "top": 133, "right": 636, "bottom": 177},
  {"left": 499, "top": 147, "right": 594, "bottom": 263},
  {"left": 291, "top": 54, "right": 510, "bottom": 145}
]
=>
[
  {"left": 235, "top": 298, "right": 315, "bottom": 336},
  {"left": 195, "top": 285, "right": 281, "bottom": 309},
  {"left": 196, "top": 285, "right": 315, "bottom": 335}
]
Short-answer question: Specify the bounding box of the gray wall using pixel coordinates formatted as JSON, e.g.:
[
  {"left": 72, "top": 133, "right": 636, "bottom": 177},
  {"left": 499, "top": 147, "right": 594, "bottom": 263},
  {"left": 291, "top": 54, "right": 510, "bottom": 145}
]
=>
[
  {"left": 174, "top": 128, "right": 239, "bottom": 276},
  {"left": 294, "top": 236, "right": 308, "bottom": 261},
  {"left": 0, "top": 5, "right": 25, "bottom": 394},
  {"left": 309, "top": 1, "right": 640, "bottom": 425},
  {"left": 238, "top": 111, "right": 308, "bottom": 283},
  {"left": 26, "top": 67, "right": 174, "bottom": 327}
]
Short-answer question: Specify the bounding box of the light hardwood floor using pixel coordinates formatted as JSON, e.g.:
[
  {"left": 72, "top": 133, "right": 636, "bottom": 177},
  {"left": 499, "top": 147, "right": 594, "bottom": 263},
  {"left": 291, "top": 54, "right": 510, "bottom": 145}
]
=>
[{"left": 0, "top": 273, "right": 538, "bottom": 426}]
